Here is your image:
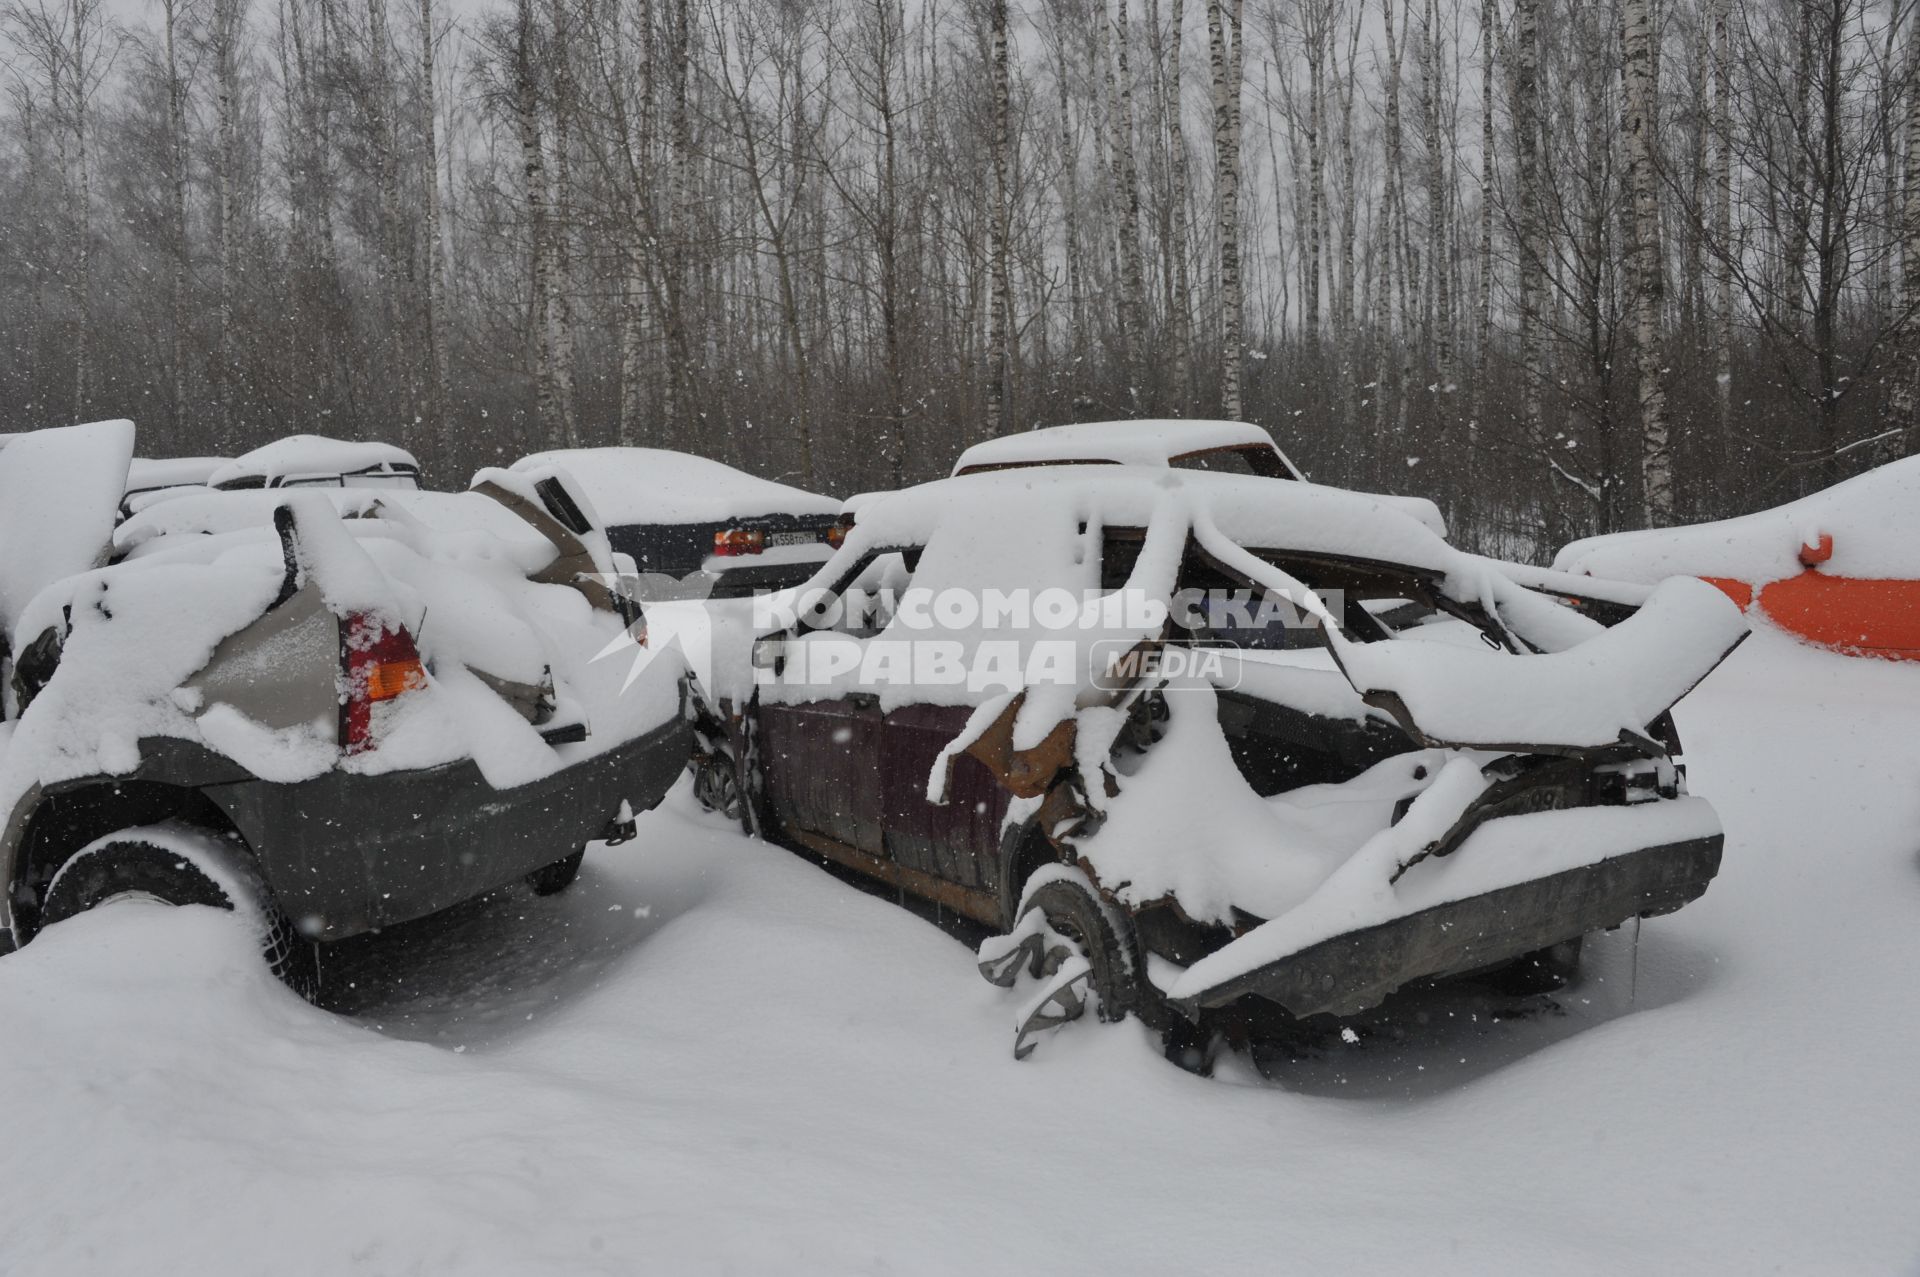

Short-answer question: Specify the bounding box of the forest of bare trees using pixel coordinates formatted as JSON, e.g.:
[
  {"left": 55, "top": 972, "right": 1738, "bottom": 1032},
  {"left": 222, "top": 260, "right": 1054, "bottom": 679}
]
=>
[{"left": 1, "top": 0, "right": 1917, "bottom": 558}]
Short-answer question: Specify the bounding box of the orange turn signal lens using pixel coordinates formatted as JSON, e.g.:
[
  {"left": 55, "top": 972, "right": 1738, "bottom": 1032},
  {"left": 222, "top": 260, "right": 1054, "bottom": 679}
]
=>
[{"left": 366, "top": 658, "right": 427, "bottom": 701}]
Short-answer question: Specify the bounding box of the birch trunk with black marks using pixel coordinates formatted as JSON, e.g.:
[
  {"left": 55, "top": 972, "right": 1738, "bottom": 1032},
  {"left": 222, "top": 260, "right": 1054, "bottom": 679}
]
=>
[
  {"left": 419, "top": 0, "right": 449, "bottom": 451},
  {"left": 1112, "top": 0, "right": 1147, "bottom": 411},
  {"left": 1514, "top": 0, "right": 1545, "bottom": 445},
  {"left": 986, "top": 0, "right": 1013, "bottom": 434},
  {"left": 515, "top": 0, "right": 558, "bottom": 435},
  {"left": 1623, "top": 0, "right": 1672, "bottom": 523},
  {"left": 1167, "top": 0, "right": 1193, "bottom": 411},
  {"left": 1892, "top": 22, "right": 1920, "bottom": 446},
  {"left": 1207, "top": 0, "right": 1244, "bottom": 419}
]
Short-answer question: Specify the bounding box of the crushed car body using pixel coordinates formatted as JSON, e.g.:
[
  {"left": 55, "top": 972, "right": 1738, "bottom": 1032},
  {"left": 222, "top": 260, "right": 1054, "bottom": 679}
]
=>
[
  {"left": 0, "top": 422, "right": 690, "bottom": 980},
  {"left": 695, "top": 463, "right": 1746, "bottom": 1055}
]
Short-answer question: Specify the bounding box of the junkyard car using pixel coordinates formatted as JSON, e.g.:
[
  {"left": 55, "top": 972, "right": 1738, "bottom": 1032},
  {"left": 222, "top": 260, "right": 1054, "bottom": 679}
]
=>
[
  {"left": 210, "top": 435, "right": 421, "bottom": 492},
  {"left": 0, "top": 421, "right": 690, "bottom": 994},
  {"left": 513, "top": 448, "right": 844, "bottom": 598},
  {"left": 693, "top": 465, "right": 1746, "bottom": 1062},
  {"left": 950, "top": 418, "right": 1450, "bottom": 538}
]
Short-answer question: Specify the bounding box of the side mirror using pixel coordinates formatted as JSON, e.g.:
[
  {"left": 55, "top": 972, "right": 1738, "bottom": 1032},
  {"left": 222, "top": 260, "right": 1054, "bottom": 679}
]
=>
[{"left": 751, "top": 634, "right": 787, "bottom": 675}]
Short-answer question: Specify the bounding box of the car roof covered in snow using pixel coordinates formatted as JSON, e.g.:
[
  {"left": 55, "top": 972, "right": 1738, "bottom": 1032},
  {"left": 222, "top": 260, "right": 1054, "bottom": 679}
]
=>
[
  {"left": 126, "top": 456, "right": 230, "bottom": 493},
  {"left": 508, "top": 447, "right": 840, "bottom": 525},
  {"left": 951, "top": 419, "right": 1303, "bottom": 478},
  {"left": 113, "top": 485, "right": 557, "bottom": 561},
  {"left": 1554, "top": 454, "right": 1920, "bottom": 584},
  {"left": 209, "top": 436, "right": 418, "bottom": 488},
  {"left": 849, "top": 464, "right": 1453, "bottom": 574}
]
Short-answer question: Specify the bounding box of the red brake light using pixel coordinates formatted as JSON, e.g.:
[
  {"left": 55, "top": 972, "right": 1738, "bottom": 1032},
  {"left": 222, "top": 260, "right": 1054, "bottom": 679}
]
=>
[
  {"left": 342, "top": 612, "right": 426, "bottom": 755},
  {"left": 825, "top": 519, "right": 851, "bottom": 548},
  {"left": 713, "top": 527, "right": 765, "bottom": 557}
]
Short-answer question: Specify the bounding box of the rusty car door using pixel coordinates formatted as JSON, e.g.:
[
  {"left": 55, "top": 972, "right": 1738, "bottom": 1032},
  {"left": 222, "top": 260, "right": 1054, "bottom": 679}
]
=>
[{"left": 879, "top": 703, "right": 1010, "bottom": 894}]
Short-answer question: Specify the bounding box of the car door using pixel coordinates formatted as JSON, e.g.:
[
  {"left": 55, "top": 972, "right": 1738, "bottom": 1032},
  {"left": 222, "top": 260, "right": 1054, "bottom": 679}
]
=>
[
  {"left": 879, "top": 703, "right": 1010, "bottom": 896},
  {"left": 750, "top": 551, "right": 910, "bottom": 857},
  {"left": 756, "top": 691, "right": 886, "bottom": 854}
]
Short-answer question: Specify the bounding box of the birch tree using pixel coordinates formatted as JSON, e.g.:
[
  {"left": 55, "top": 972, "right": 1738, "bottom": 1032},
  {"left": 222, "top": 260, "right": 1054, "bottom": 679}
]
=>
[{"left": 1623, "top": 0, "right": 1674, "bottom": 522}]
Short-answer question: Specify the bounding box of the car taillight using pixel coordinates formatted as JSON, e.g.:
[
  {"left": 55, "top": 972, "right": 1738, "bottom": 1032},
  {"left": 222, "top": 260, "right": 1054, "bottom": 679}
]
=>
[
  {"left": 713, "top": 527, "right": 765, "bottom": 557},
  {"left": 825, "top": 519, "right": 851, "bottom": 548},
  {"left": 342, "top": 611, "right": 427, "bottom": 755}
]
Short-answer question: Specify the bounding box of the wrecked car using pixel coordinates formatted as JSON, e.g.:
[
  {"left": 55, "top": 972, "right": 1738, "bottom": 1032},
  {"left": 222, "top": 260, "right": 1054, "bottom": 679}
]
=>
[
  {"left": 692, "top": 465, "right": 1746, "bottom": 1063},
  {"left": 949, "top": 418, "right": 1450, "bottom": 539},
  {"left": 0, "top": 421, "right": 690, "bottom": 995},
  {"left": 209, "top": 435, "right": 422, "bottom": 492},
  {"left": 511, "top": 447, "right": 844, "bottom": 598}
]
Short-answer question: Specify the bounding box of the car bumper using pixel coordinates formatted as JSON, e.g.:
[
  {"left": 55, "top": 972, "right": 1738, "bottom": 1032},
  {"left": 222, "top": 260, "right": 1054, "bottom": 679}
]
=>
[
  {"left": 202, "top": 714, "right": 693, "bottom": 940},
  {"left": 1169, "top": 832, "right": 1723, "bottom": 1020}
]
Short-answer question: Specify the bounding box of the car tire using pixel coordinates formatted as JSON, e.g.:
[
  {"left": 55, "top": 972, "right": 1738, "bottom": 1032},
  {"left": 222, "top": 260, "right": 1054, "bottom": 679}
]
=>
[
  {"left": 691, "top": 750, "right": 749, "bottom": 832},
  {"left": 40, "top": 826, "right": 319, "bottom": 1001},
  {"left": 1482, "top": 936, "right": 1584, "bottom": 996},
  {"left": 1016, "top": 866, "right": 1170, "bottom": 1030},
  {"left": 525, "top": 847, "right": 586, "bottom": 896}
]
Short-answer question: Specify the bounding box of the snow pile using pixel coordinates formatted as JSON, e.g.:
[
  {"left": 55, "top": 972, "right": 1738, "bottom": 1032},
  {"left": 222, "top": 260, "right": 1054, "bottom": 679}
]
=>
[
  {"left": 1327, "top": 576, "right": 1748, "bottom": 749},
  {"left": 509, "top": 447, "right": 838, "bottom": 525},
  {"left": 1554, "top": 455, "right": 1920, "bottom": 584},
  {"left": 1, "top": 633, "right": 1915, "bottom": 1272},
  {"left": 1068, "top": 683, "right": 1433, "bottom": 923}
]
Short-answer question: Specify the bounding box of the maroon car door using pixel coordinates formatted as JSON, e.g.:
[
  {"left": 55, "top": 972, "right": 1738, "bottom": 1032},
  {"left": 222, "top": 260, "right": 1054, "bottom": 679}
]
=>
[
  {"left": 754, "top": 694, "right": 886, "bottom": 855},
  {"left": 880, "top": 703, "right": 1010, "bottom": 893}
]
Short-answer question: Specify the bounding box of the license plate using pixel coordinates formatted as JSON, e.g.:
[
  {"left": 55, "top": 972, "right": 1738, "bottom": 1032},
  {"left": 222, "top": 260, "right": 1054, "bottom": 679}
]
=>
[{"left": 765, "top": 530, "right": 818, "bottom": 547}]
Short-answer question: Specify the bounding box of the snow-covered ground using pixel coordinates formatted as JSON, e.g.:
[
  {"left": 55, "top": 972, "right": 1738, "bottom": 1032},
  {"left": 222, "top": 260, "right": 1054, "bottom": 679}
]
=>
[{"left": 2, "top": 628, "right": 1916, "bottom": 1274}]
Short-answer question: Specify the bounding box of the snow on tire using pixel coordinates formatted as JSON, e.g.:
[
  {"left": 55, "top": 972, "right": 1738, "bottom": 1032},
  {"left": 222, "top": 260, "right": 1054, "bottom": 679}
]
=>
[{"left": 40, "top": 822, "right": 320, "bottom": 1001}]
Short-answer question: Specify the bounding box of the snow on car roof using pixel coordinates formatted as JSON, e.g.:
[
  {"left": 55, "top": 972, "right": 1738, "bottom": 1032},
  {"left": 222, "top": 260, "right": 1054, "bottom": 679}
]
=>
[
  {"left": 112, "top": 486, "right": 558, "bottom": 570},
  {"left": 951, "top": 418, "right": 1301, "bottom": 476},
  {"left": 1554, "top": 455, "right": 1920, "bottom": 584},
  {"left": 509, "top": 447, "right": 840, "bottom": 525},
  {"left": 851, "top": 465, "right": 1454, "bottom": 574},
  {"left": 209, "top": 436, "right": 418, "bottom": 487},
  {"left": 126, "top": 456, "right": 230, "bottom": 492}
]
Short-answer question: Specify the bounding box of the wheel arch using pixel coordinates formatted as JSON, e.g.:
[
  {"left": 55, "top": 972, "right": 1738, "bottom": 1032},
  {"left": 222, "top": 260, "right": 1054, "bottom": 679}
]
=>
[
  {"left": 995, "top": 816, "right": 1063, "bottom": 932},
  {"left": 8, "top": 777, "right": 251, "bottom": 945}
]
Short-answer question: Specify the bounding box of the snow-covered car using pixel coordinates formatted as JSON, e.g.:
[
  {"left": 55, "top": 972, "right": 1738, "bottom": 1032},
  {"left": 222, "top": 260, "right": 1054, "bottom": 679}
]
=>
[
  {"left": 210, "top": 435, "right": 420, "bottom": 492},
  {"left": 120, "top": 455, "right": 231, "bottom": 516},
  {"left": 692, "top": 465, "right": 1746, "bottom": 1064},
  {"left": 510, "top": 448, "right": 842, "bottom": 598},
  {"left": 0, "top": 421, "right": 691, "bottom": 993},
  {"left": 951, "top": 418, "right": 1451, "bottom": 538},
  {"left": 1555, "top": 457, "right": 1920, "bottom": 660}
]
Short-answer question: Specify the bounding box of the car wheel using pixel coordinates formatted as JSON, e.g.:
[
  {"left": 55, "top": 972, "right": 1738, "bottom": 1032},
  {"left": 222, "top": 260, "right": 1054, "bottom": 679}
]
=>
[
  {"left": 40, "top": 826, "right": 319, "bottom": 1000},
  {"left": 526, "top": 847, "right": 587, "bottom": 896},
  {"left": 1482, "top": 936, "right": 1584, "bottom": 996},
  {"left": 691, "top": 750, "right": 748, "bottom": 830},
  {"left": 1016, "top": 866, "right": 1168, "bottom": 1029}
]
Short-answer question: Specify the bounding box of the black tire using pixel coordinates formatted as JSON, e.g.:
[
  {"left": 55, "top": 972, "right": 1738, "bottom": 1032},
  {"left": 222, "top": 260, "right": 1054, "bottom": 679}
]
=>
[
  {"left": 40, "top": 832, "right": 319, "bottom": 1001},
  {"left": 1017, "top": 870, "right": 1170, "bottom": 1031},
  {"left": 525, "top": 847, "right": 586, "bottom": 896},
  {"left": 1481, "top": 936, "right": 1584, "bottom": 996},
  {"left": 691, "top": 750, "right": 749, "bottom": 832}
]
